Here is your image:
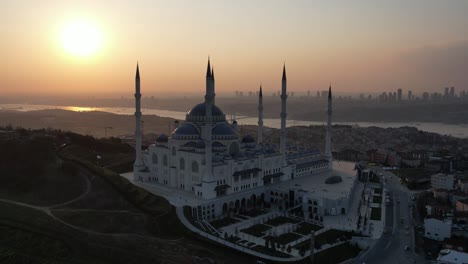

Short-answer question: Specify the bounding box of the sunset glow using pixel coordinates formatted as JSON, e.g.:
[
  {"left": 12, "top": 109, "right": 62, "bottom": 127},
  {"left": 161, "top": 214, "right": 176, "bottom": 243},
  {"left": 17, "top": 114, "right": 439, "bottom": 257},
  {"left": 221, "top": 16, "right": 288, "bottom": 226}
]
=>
[
  {"left": 60, "top": 20, "right": 102, "bottom": 57},
  {"left": 1, "top": 1, "right": 468, "bottom": 96}
]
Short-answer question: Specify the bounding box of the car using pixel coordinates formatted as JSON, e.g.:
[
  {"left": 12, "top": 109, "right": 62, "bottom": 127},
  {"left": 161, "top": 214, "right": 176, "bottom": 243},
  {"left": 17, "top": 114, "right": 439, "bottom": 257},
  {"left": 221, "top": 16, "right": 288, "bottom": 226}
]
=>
[
  {"left": 397, "top": 199, "right": 400, "bottom": 204},
  {"left": 405, "top": 246, "right": 410, "bottom": 251},
  {"left": 400, "top": 218, "right": 405, "bottom": 223}
]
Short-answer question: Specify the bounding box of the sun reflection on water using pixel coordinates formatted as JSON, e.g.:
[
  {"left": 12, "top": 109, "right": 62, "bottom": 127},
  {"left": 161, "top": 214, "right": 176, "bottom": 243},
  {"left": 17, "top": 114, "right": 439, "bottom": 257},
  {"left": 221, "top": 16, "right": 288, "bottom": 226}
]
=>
[{"left": 64, "top": 106, "right": 99, "bottom": 112}]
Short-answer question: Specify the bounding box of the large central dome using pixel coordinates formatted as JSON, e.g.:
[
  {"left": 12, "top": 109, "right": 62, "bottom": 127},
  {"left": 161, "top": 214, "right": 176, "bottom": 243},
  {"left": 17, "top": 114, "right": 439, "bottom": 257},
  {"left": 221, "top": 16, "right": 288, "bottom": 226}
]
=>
[
  {"left": 188, "top": 102, "right": 224, "bottom": 116},
  {"left": 186, "top": 102, "right": 226, "bottom": 122}
]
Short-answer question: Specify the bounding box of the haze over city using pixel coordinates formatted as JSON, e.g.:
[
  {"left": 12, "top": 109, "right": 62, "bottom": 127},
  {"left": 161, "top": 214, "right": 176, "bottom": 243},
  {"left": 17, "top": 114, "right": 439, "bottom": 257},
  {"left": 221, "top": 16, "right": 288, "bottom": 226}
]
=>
[{"left": 2, "top": 0, "right": 468, "bottom": 97}]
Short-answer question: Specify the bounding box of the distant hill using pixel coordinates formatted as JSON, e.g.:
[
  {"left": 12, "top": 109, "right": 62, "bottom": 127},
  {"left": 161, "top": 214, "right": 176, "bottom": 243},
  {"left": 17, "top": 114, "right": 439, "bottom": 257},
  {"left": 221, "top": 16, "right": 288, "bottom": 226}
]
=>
[{"left": 0, "top": 109, "right": 177, "bottom": 138}]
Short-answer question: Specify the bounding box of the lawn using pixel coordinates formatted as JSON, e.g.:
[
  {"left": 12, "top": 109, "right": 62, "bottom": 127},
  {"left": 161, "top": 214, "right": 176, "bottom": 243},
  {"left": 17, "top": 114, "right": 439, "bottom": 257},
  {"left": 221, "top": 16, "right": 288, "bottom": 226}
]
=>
[
  {"left": 294, "top": 222, "right": 323, "bottom": 236},
  {"left": 241, "top": 209, "right": 267, "bottom": 218},
  {"left": 265, "top": 232, "right": 302, "bottom": 245},
  {"left": 370, "top": 207, "right": 382, "bottom": 221},
  {"left": 52, "top": 210, "right": 149, "bottom": 235},
  {"left": 210, "top": 217, "right": 239, "bottom": 228},
  {"left": 315, "top": 229, "right": 356, "bottom": 245},
  {"left": 241, "top": 224, "right": 271, "bottom": 237},
  {"left": 293, "top": 238, "right": 311, "bottom": 250},
  {"left": 264, "top": 216, "right": 300, "bottom": 227},
  {"left": 314, "top": 242, "right": 361, "bottom": 263}
]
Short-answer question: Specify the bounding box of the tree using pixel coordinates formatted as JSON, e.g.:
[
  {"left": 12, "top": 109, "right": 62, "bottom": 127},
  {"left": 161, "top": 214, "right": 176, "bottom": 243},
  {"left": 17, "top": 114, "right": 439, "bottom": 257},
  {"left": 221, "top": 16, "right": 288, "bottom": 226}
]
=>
[{"left": 287, "top": 245, "right": 292, "bottom": 253}]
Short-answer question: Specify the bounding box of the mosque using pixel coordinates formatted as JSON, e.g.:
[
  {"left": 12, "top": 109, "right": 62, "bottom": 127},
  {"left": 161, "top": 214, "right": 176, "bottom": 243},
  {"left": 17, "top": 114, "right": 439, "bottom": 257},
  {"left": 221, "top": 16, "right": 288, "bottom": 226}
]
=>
[{"left": 132, "top": 60, "right": 357, "bottom": 221}]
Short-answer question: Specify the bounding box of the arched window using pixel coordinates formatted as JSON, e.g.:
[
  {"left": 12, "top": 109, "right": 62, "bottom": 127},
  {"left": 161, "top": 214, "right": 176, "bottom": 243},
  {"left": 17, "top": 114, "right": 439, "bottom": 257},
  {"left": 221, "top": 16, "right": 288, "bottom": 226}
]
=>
[
  {"left": 172, "top": 146, "right": 176, "bottom": 156},
  {"left": 192, "top": 161, "right": 199, "bottom": 173},
  {"left": 163, "top": 155, "right": 168, "bottom": 167},
  {"left": 152, "top": 153, "right": 158, "bottom": 164},
  {"left": 180, "top": 158, "right": 185, "bottom": 170}
]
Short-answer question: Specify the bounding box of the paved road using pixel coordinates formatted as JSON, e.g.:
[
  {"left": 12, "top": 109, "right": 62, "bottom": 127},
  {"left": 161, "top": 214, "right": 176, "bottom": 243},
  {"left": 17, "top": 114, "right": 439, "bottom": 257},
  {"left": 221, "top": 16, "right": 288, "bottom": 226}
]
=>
[{"left": 354, "top": 169, "right": 428, "bottom": 264}]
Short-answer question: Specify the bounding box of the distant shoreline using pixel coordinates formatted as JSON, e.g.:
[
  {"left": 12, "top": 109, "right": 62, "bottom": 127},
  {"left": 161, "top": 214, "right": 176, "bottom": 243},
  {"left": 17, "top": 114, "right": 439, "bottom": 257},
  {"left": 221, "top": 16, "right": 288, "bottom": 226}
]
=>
[{"left": 1, "top": 103, "right": 467, "bottom": 138}]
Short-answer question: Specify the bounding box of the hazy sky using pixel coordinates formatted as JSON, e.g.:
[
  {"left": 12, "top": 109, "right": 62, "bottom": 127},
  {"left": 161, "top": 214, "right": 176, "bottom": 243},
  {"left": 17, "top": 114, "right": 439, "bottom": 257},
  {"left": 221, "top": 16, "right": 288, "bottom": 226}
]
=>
[{"left": 1, "top": 0, "right": 468, "bottom": 97}]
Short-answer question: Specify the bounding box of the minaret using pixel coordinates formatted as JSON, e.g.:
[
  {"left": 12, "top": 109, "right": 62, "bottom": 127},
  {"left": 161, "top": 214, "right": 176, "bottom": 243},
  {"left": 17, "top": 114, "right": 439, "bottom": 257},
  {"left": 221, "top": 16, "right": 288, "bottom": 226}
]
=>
[
  {"left": 199, "top": 58, "right": 217, "bottom": 199},
  {"left": 204, "top": 58, "right": 214, "bottom": 182},
  {"left": 258, "top": 85, "right": 263, "bottom": 144},
  {"left": 212, "top": 67, "right": 215, "bottom": 105},
  {"left": 280, "top": 64, "right": 287, "bottom": 155},
  {"left": 134, "top": 63, "right": 144, "bottom": 178},
  {"left": 326, "top": 84, "right": 333, "bottom": 165}
]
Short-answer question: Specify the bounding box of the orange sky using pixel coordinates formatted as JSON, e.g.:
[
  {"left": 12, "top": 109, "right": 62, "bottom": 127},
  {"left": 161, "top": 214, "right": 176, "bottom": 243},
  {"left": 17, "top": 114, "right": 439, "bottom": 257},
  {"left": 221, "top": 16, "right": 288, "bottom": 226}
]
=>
[{"left": 1, "top": 0, "right": 468, "bottom": 97}]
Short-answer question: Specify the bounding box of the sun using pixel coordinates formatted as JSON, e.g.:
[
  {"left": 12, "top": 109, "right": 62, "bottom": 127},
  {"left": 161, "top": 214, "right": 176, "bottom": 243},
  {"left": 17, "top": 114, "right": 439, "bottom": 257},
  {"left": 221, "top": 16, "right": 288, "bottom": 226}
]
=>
[{"left": 61, "top": 20, "right": 102, "bottom": 57}]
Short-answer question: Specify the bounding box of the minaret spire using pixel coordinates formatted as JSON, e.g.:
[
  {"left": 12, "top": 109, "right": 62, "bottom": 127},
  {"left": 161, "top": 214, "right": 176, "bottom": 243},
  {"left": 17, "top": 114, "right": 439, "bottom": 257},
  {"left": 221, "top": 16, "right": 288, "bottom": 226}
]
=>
[
  {"left": 282, "top": 63, "right": 286, "bottom": 81},
  {"left": 326, "top": 84, "right": 333, "bottom": 167},
  {"left": 211, "top": 67, "right": 215, "bottom": 104},
  {"left": 202, "top": 58, "right": 216, "bottom": 199},
  {"left": 133, "top": 62, "right": 144, "bottom": 179},
  {"left": 258, "top": 84, "right": 263, "bottom": 145},
  {"left": 136, "top": 63, "right": 140, "bottom": 79},
  {"left": 280, "top": 64, "right": 288, "bottom": 156},
  {"left": 206, "top": 57, "right": 212, "bottom": 78}
]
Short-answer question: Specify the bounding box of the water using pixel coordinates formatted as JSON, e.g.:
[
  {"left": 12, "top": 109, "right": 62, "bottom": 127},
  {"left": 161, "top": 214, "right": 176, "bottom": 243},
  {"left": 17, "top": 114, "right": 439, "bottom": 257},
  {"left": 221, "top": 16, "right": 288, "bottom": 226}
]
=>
[{"left": 1, "top": 103, "right": 467, "bottom": 138}]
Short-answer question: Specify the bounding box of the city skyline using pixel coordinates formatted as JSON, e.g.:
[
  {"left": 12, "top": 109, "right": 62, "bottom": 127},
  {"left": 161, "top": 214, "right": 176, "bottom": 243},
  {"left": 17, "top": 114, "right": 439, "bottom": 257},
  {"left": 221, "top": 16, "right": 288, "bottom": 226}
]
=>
[{"left": 2, "top": 0, "right": 468, "bottom": 97}]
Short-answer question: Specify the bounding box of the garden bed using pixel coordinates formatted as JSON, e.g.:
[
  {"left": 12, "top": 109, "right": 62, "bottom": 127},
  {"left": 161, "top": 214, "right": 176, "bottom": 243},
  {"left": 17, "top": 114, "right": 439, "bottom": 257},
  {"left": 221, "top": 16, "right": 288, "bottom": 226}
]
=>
[
  {"left": 370, "top": 207, "right": 382, "bottom": 221},
  {"left": 210, "top": 217, "right": 239, "bottom": 228},
  {"left": 264, "top": 216, "right": 300, "bottom": 226},
  {"left": 241, "top": 224, "right": 271, "bottom": 237},
  {"left": 294, "top": 222, "right": 323, "bottom": 235},
  {"left": 265, "top": 232, "right": 302, "bottom": 245}
]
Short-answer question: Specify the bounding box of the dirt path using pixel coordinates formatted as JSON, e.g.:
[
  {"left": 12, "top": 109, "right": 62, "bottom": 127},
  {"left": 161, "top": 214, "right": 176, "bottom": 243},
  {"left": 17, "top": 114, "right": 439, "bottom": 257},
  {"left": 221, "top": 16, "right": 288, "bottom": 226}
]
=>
[{"left": 47, "top": 170, "right": 92, "bottom": 209}]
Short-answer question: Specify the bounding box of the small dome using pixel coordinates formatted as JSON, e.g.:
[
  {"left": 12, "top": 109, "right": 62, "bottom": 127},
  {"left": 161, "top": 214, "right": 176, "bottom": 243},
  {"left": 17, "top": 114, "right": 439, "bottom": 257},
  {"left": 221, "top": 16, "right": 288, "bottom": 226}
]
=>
[
  {"left": 232, "top": 120, "right": 238, "bottom": 124},
  {"left": 187, "top": 102, "right": 224, "bottom": 117},
  {"left": 156, "top": 134, "right": 168, "bottom": 143},
  {"left": 173, "top": 123, "right": 199, "bottom": 136},
  {"left": 212, "top": 123, "right": 237, "bottom": 135},
  {"left": 242, "top": 134, "right": 255, "bottom": 143}
]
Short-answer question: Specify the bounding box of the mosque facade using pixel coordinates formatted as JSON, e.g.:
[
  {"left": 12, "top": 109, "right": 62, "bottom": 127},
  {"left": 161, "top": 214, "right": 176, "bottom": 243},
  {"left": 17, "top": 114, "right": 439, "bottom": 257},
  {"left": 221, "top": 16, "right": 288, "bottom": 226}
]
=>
[{"left": 132, "top": 60, "right": 356, "bottom": 221}]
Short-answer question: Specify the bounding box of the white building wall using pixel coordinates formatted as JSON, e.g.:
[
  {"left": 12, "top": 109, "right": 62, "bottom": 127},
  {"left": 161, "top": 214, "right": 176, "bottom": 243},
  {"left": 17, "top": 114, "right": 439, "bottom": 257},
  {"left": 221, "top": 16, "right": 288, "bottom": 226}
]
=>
[
  {"left": 431, "top": 173, "right": 455, "bottom": 191},
  {"left": 424, "top": 218, "right": 452, "bottom": 241}
]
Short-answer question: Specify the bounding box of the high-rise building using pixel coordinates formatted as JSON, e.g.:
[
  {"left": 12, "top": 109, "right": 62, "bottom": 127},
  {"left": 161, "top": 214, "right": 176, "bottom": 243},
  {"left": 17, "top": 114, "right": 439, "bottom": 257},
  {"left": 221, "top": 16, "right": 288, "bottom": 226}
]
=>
[
  {"left": 397, "top": 89, "right": 402, "bottom": 102},
  {"left": 450, "top": 87, "right": 455, "bottom": 98}
]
